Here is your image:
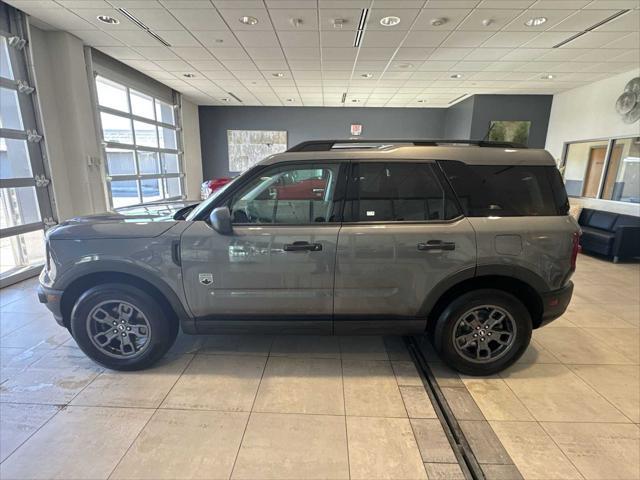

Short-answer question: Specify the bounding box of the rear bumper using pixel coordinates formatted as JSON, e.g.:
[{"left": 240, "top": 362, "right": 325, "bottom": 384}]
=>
[
  {"left": 37, "top": 284, "right": 65, "bottom": 327},
  {"left": 538, "top": 281, "right": 574, "bottom": 328}
]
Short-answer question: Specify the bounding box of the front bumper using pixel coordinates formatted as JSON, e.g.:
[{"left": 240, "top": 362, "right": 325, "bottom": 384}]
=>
[
  {"left": 37, "top": 284, "right": 65, "bottom": 327},
  {"left": 538, "top": 281, "right": 574, "bottom": 328}
]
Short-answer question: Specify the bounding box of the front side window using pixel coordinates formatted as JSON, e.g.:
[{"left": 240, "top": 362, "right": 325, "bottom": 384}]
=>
[
  {"left": 229, "top": 164, "right": 341, "bottom": 225},
  {"left": 440, "top": 162, "right": 566, "bottom": 217},
  {"left": 94, "top": 75, "right": 183, "bottom": 208},
  {"left": 344, "top": 162, "right": 458, "bottom": 222}
]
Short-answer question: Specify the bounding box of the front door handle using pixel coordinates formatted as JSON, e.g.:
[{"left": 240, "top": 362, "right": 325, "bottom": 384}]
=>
[
  {"left": 284, "top": 241, "right": 322, "bottom": 252},
  {"left": 417, "top": 240, "right": 456, "bottom": 251}
]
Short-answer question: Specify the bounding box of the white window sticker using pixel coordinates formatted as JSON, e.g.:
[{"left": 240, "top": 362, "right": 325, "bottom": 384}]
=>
[{"left": 366, "top": 210, "right": 376, "bottom": 217}]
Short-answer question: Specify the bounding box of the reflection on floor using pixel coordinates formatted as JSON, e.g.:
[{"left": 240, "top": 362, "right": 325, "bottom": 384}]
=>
[{"left": 0, "top": 252, "right": 638, "bottom": 480}]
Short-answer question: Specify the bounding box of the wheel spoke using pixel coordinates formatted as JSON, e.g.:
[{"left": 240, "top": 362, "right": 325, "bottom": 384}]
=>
[
  {"left": 119, "top": 333, "right": 136, "bottom": 354},
  {"left": 484, "top": 309, "right": 506, "bottom": 329},
  {"left": 91, "top": 308, "right": 118, "bottom": 327},
  {"left": 93, "top": 329, "right": 118, "bottom": 347},
  {"left": 490, "top": 331, "right": 513, "bottom": 346},
  {"left": 476, "top": 343, "right": 491, "bottom": 360},
  {"left": 456, "top": 332, "right": 477, "bottom": 349},
  {"left": 117, "top": 303, "right": 134, "bottom": 322},
  {"left": 128, "top": 324, "right": 148, "bottom": 337}
]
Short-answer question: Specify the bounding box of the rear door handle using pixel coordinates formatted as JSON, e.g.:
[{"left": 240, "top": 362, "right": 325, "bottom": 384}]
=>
[
  {"left": 283, "top": 241, "right": 322, "bottom": 252},
  {"left": 417, "top": 240, "right": 456, "bottom": 251}
]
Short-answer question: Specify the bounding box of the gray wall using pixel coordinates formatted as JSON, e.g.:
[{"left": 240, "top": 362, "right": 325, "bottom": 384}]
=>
[
  {"left": 470, "top": 95, "right": 553, "bottom": 148},
  {"left": 199, "top": 106, "right": 446, "bottom": 178},
  {"left": 199, "top": 95, "right": 553, "bottom": 179}
]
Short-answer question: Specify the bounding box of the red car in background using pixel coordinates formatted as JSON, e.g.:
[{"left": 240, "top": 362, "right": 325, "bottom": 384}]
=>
[{"left": 201, "top": 177, "right": 234, "bottom": 199}]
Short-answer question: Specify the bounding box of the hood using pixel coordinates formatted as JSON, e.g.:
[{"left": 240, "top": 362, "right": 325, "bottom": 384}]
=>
[{"left": 47, "top": 201, "right": 198, "bottom": 240}]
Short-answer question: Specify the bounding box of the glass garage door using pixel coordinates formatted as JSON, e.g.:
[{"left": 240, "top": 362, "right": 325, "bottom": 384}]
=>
[{"left": 0, "top": 5, "right": 55, "bottom": 287}]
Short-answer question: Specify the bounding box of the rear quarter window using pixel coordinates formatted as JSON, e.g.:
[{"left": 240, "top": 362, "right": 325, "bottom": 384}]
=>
[{"left": 439, "top": 161, "right": 569, "bottom": 217}]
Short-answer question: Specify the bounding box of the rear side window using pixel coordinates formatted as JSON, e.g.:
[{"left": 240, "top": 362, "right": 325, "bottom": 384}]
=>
[
  {"left": 439, "top": 161, "right": 568, "bottom": 217},
  {"left": 344, "top": 162, "right": 460, "bottom": 222}
]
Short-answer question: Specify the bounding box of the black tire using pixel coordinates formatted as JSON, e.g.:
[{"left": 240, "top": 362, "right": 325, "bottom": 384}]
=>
[
  {"left": 433, "top": 289, "right": 532, "bottom": 376},
  {"left": 70, "top": 284, "right": 178, "bottom": 371}
]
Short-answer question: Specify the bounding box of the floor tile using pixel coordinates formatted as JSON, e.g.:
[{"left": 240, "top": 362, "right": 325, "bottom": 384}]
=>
[
  {"left": 0, "top": 318, "right": 70, "bottom": 350},
  {"left": 515, "top": 339, "right": 561, "bottom": 365},
  {"left": 347, "top": 416, "right": 427, "bottom": 480},
  {"left": 383, "top": 336, "right": 412, "bottom": 360},
  {"left": 342, "top": 359, "right": 406, "bottom": 417},
  {"left": 0, "top": 406, "right": 153, "bottom": 480},
  {"left": 0, "top": 312, "right": 42, "bottom": 338},
  {"left": 561, "top": 303, "right": 635, "bottom": 329},
  {"left": 112, "top": 409, "right": 249, "bottom": 480},
  {"left": 501, "top": 363, "right": 629, "bottom": 423},
  {"left": 584, "top": 327, "right": 639, "bottom": 364},
  {"left": 0, "top": 347, "right": 46, "bottom": 383},
  {"left": 0, "top": 297, "right": 51, "bottom": 315},
  {"left": 440, "top": 387, "right": 485, "bottom": 420},
  {"left": 542, "top": 422, "right": 640, "bottom": 480},
  {"left": 0, "top": 403, "right": 60, "bottom": 462},
  {"left": 168, "top": 332, "right": 207, "bottom": 354},
  {"left": 569, "top": 364, "right": 640, "bottom": 423},
  {"left": 253, "top": 356, "right": 344, "bottom": 415},
  {"left": 481, "top": 464, "right": 524, "bottom": 480},
  {"left": 429, "top": 362, "right": 466, "bottom": 387},
  {"left": 424, "top": 463, "right": 465, "bottom": 479},
  {"left": 533, "top": 327, "right": 632, "bottom": 365},
  {"left": 605, "top": 304, "right": 640, "bottom": 327},
  {"left": 410, "top": 418, "right": 458, "bottom": 463},
  {"left": 269, "top": 335, "right": 341, "bottom": 359},
  {"left": 461, "top": 376, "right": 534, "bottom": 421},
  {"left": 489, "top": 421, "right": 582, "bottom": 480},
  {"left": 161, "top": 354, "right": 266, "bottom": 412},
  {"left": 232, "top": 412, "right": 349, "bottom": 480},
  {"left": 199, "top": 335, "right": 273, "bottom": 356},
  {"left": 71, "top": 354, "right": 193, "bottom": 408},
  {"left": 391, "top": 360, "right": 423, "bottom": 386},
  {"left": 339, "top": 336, "right": 389, "bottom": 360},
  {"left": 399, "top": 385, "right": 437, "bottom": 419},
  {"left": 459, "top": 420, "right": 513, "bottom": 465}
]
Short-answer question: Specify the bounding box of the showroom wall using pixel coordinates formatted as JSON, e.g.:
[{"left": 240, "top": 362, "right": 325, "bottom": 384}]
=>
[
  {"left": 199, "top": 106, "right": 447, "bottom": 178},
  {"left": 443, "top": 96, "right": 474, "bottom": 140},
  {"left": 546, "top": 69, "right": 640, "bottom": 216}
]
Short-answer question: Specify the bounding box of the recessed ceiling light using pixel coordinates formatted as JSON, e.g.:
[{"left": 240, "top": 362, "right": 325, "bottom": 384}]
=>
[
  {"left": 272, "top": 72, "right": 285, "bottom": 78},
  {"left": 450, "top": 73, "right": 462, "bottom": 78},
  {"left": 417, "top": 99, "right": 426, "bottom": 103},
  {"left": 221, "top": 98, "right": 230, "bottom": 102},
  {"left": 482, "top": 18, "right": 494, "bottom": 27},
  {"left": 430, "top": 18, "right": 447, "bottom": 27},
  {"left": 542, "top": 74, "right": 554, "bottom": 79},
  {"left": 398, "top": 63, "right": 413, "bottom": 69},
  {"left": 239, "top": 15, "right": 258, "bottom": 25},
  {"left": 525, "top": 17, "right": 547, "bottom": 27},
  {"left": 215, "top": 38, "right": 224, "bottom": 43},
  {"left": 361, "top": 73, "right": 373, "bottom": 78},
  {"left": 351, "top": 99, "right": 360, "bottom": 103},
  {"left": 380, "top": 16, "right": 401, "bottom": 27},
  {"left": 286, "top": 98, "right": 295, "bottom": 102},
  {"left": 182, "top": 73, "right": 195, "bottom": 78},
  {"left": 97, "top": 15, "right": 119, "bottom": 24}
]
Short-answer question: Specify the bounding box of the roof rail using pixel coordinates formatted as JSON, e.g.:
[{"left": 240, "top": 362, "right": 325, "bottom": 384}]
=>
[{"left": 286, "top": 139, "right": 527, "bottom": 152}]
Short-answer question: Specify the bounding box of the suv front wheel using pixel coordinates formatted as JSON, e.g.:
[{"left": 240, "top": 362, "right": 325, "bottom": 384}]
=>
[
  {"left": 70, "top": 284, "right": 178, "bottom": 371},
  {"left": 434, "top": 289, "right": 532, "bottom": 376}
]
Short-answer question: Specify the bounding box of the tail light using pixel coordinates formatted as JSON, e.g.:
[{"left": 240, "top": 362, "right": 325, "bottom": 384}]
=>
[{"left": 570, "top": 231, "right": 581, "bottom": 271}]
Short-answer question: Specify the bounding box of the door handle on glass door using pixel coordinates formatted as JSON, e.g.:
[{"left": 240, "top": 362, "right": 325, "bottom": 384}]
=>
[
  {"left": 284, "top": 241, "right": 323, "bottom": 252},
  {"left": 417, "top": 240, "right": 456, "bottom": 251}
]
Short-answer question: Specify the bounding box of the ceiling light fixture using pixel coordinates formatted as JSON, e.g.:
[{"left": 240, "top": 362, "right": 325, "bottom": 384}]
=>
[
  {"left": 221, "top": 98, "right": 230, "bottom": 102},
  {"left": 430, "top": 18, "right": 447, "bottom": 27},
  {"left": 380, "top": 15, "right": 400, "bottom": 27},
  {"left": 361, "top": 73, "right": 373, "bottom": 78},
  {"left": 482, "top": 18, "right": 494, "bottom": 27},
  {"left": 239, "top": 15, "right": 258, "bottom": 25},
  {"left": 332, "top": 18, "right": 346, "bottom": 29},
  {"left": 116, "top": 8, "right": 171, "bottom": 46},
  {"left": 417, "top": 99, "right": 426, "bottom": 103},
  {"left": 541, "top": 74, "right": 554, "bottom": 79},
  {"left": 215, "top": 38, "right": 224, "bottom": 43},
  {"left": 398, "top": 63, "right": 413, "bottom": 69},
  {"left": 351, "top": 99, "right": 360, "bottom": 103},
  {"left": 97, "top": 15, "right": 119, "bottom": 24},
  {"left": 553, "top": 9, "right": 630, "bottom": 48},
  {"left": 290, "top": 18, "right": 303, "bottom": 28},
  {"left": 450, "top": 73, "right": 462, "bottom": 78},
  {"left": 525, "top": 17, "right": 547, "bottom": 27},
  {"left": 286, "top": 98, "right": 295, "bottom": 102},
  {"left": 182, "top": 73, "right": 195, "bottom": 78},
  {"left": 272, "top": 72, "right": 284, "bottom": 78},
  {"left": 353, "top": 9, "right": 369, "bottom": 47}
]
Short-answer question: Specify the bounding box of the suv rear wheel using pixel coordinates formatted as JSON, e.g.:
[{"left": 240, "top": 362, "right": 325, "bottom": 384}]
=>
[
  {"left": 70, "top": 284, "right": 178, "bottom": 371},
  {"left": 433, "top": 289, "right": 532, "bottom": 376}
]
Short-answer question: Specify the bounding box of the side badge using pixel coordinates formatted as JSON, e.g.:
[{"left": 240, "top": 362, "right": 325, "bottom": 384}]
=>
[{"left": 199, "top": 273, "right": 214, "bottom": 286}]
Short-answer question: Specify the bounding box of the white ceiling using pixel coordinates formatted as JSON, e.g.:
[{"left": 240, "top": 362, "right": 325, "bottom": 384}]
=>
[{"left": 7, "top": 0, "right": 640, "bottom": 107}]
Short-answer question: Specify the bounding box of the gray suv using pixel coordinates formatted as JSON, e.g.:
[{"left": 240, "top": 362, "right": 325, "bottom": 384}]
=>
[{"left": 38, "top": 140, "right": 579, "bottom": 375}]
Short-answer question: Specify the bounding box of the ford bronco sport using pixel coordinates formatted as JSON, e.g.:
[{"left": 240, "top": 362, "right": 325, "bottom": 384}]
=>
[{"left": 38, "top": 140, "right": 579, "bottom": 375}]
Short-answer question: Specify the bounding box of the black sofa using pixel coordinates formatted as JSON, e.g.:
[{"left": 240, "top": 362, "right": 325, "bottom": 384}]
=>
[{"left": 578, "top": 208, "right": 640, "bottom": 262}]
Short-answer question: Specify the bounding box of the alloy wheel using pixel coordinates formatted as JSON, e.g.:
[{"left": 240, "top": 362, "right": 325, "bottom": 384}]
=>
[{"left": 452, "top": 305, "right": 517, "bottom": 363}]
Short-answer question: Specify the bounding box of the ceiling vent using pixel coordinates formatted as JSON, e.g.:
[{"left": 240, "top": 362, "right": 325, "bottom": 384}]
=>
[
  {"left": 552, "top": 9, "right": 630, "bottom": 48},
  {"left": 117, "top": 8, "right": 172, "bottom": 47}
]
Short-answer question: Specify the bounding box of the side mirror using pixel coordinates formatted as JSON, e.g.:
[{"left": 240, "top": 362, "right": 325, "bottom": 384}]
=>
[{"left": 209, "top": 207, "right": 233, "bottom": 235}]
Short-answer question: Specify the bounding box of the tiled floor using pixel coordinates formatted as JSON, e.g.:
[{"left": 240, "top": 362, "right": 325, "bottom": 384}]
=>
[
  {"left": 0, "top": 281, "right": 456, "bottom": 480},
  {"left": 426, "top": 253, "right": 640, "bottom": 480},
  {"left": 0, "top": 252, "right": 638, "bottom": 480}
]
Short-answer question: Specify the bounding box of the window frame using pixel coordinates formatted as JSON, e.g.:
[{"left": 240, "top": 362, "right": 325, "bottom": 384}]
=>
[
  {"left": 561, "top": 135, "right": 639, "bottom": 206},
  {"left": 342, "top": 160, "right": 462, "bottom": 225},
  {"left": 226, "top": 160, "right": 347, "bottom": 226},
  {"left": 90, "top": 73, "right": 184, "bottom": 210}
]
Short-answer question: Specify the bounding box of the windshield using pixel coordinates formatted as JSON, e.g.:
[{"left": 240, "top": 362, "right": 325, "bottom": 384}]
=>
[{"left": 186, "top": 173, "right": 245, "bottom": 221}]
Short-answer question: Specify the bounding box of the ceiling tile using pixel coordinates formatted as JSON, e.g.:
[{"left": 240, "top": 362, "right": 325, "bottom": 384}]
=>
[
  {"left": 31, "top": 8, "right": 97, "bottom": 30},
  {"left": 530, "top": 1, "right": 590, "bottom": 9},
  {"left": 499, "top": 48, "right": 546, "bottom": 60},
  {"left": 171, "top": 46, "right": 214, "bottom": 59},
  {"left": 134, "top": 46, "right": 179, "bottom": 60},
  {"left": 441, "top": 31, "right": 495, "bottom": 48},
  {"left": 96, "top": 46, "right": 145, "bottom": 59},
  {"left": 278, "top": 31, "right": 319, "bottom": 47},
  {"left": 269, "top": 9, "right": 320, "bottom": 30},
  {"left": 207, "top": 47, "right": 251, "bottom": 60},
  {"left": 153, "top": 59, "right": 192, "bottom": 71},
  {"left": 595, "top": 9, "right": 640, "bottom": 32},
  {"left": 583, "top": 0, "right": 640, "bottom": 9},
  {"left": 429, "top": 48, "right": 474, "bottom": 60},
  {"left": 188, "top": 59, "right": 226, "bottom": 70},
  {"left": 361, "top": 31, "right": 407, "bottom": 48},
  {"left": 394, "top": 47, "right": 435, "bottom": 60},
  {"left": 191, "top": 31, "right": 240, "bottom": 48},
  {"left": 318, "top": 8, "right": 362, "bottom": 31},
  {"left": 319, "top": 30, "right": 355, "bottom": 47},
  {"left": 550, "top": 9, "right": 621, "bottom": 31},
  {"left": 71, "top": 30, "right": 122, "bottom": 46},
  {"left": 457, "top": 9, "right": 524, "bottom": 31},
  {"left": 465, "top": 47, "right": 512, "bottom": 60},
  {"left": 404, "top": 30, "right": 451, "bottom": 47},
  {"left": 358, "top": 47, "right": 398, "bottom": 60},
  {"left": 412, "top": 8, "right": 472, "bottom": 30},
  {"left": 481, "top": 31, "right": 540, "bottom": 47},
  {"left": 154, "top": 30, "right": 201, "bottom": 46},
  {"left": 126, "top": 8, "right": 184, "bottom": 30},
  {"left": 169, "top": 9, "right": 227, "bottom": 30},
  {"left": 563, "top": 31, "right": 631, "bottom": 48},
  {"left": 114, "top": 30, "right": 164, "bottom": 46},
  {"left": 283, "top": 47, "right": 321, "bottom": 59},
  {"left": 235, "top": 30, "right": 280, "bottom": 47}
]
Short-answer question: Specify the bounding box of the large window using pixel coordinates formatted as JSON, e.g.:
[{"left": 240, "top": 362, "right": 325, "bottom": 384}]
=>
[
  {"left": 94, "top": 75, "right": 183, "bottom": 208},
  {"left": 1, "top": 4, "right": 55, "bottom": 286},
  {"left": 562, "top": 136, "right": 639, "bottom": 204}
]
